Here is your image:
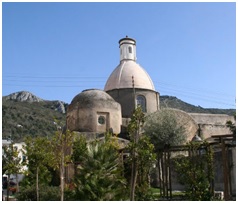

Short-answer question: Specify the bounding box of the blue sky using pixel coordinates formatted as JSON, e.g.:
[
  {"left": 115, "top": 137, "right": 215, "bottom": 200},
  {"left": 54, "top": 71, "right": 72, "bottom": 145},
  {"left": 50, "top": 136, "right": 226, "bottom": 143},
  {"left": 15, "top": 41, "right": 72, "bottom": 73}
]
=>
[{"left": 2, "top": 2, "right": 236, "bottom": 109}]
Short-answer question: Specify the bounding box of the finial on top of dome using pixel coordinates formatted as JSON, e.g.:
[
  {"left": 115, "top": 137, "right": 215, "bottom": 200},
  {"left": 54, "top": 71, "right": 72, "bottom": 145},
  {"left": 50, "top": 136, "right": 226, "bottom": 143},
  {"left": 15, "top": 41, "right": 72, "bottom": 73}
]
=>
[{"left": 126, "top": 35, "right": 128, "bottom": 38}]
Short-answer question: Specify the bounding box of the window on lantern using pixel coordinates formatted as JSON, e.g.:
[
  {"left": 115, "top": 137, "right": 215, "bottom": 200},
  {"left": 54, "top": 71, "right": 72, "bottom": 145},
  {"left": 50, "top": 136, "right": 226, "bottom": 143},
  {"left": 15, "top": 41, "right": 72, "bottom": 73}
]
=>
[
  {"left": 136, "top": 95, "right": 146, "bottom": 112},
  {"left": 128, "top": 46, "right": 132, "bottom": 53}
]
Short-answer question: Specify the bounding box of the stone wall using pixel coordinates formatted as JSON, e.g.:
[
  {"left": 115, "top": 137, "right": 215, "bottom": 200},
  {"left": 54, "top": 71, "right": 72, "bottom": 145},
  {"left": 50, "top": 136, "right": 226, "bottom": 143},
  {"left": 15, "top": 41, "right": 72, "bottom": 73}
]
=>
[{"left": 189, "top": 113, "right": 235, "bottom": 139}]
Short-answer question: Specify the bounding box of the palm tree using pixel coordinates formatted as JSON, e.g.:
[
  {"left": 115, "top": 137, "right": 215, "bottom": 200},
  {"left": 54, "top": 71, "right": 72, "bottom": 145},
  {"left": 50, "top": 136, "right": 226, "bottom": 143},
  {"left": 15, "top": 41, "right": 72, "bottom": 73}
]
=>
[{"left": 73, "top": 134, "right": 127, "bottom": 200}]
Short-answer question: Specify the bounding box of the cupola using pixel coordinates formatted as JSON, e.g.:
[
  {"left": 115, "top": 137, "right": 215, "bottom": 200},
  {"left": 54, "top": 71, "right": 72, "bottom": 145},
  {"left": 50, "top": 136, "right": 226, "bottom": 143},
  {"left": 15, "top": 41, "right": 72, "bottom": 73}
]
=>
[
  {"left": 119, "top": 36, "right": 137, "bottom": 61},
  {"left": 104, "top": 36, "right": 155, "bottom": 91}
]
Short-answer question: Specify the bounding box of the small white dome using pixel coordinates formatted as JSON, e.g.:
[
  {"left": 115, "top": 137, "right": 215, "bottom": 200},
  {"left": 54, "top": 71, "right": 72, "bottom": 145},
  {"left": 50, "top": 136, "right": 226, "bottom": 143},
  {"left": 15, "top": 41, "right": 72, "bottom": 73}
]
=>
[{"left": 104, "top": 60, "right": 155, "bottom": 91}]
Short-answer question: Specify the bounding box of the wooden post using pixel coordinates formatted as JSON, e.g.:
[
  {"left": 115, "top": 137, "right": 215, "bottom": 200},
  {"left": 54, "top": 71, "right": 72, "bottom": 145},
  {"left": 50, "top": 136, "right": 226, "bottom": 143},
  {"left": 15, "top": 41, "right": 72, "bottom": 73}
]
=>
[
  {"left": 221, "top": 138, "right": 229, "bottom": 200},
  {"left": 164, "top": 150, "right": 168, "bottom": 199},
  {"left": 207, "top": 145, "right": 214, "bottom": 196},
  {"left": 228, "top": 147, "right": 232, "bottom": 199},
  {"left": 158, "top": 153, "right": 162, "bottom": 197},
  {"left": 168, "top": 148, "right": 172, "bottom": 199},
  {"left": 161, "top": 152, "right": 165, "bottom": 198}
]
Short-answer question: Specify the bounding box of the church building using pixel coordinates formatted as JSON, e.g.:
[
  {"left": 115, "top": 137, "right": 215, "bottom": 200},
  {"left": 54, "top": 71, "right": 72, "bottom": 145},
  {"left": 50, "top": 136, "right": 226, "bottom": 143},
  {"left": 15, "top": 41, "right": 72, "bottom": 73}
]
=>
[
  {"left": 65, "top": 36, "right": 235, "bottom": 194},
  {"left": 66, "top": 36, "right": 234, "bottom": 142}
]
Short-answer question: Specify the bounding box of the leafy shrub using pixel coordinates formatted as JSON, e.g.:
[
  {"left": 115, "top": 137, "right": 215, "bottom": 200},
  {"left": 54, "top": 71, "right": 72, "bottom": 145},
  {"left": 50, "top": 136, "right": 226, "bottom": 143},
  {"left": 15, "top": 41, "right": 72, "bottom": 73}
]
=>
[
  {"left": 16, "top": 184, "right": 60, "bottom": 201},
  {"left": 174, "top": 142, "right": 214, "bottom": 201}
]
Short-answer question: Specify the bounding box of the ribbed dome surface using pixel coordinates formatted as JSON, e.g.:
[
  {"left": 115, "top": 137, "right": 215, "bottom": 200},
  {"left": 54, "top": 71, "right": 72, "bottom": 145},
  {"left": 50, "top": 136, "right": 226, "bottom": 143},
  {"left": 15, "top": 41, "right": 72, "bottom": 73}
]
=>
[{"left": 104, "top": 60, "right": 155, "bottom": 91}]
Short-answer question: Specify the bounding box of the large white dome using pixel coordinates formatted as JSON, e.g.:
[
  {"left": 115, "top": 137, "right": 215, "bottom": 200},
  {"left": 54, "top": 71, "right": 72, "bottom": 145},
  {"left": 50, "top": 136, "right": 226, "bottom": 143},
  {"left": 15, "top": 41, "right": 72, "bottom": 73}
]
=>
[{"left": 104, "top": 60, "right": 155, "bottom": 91}]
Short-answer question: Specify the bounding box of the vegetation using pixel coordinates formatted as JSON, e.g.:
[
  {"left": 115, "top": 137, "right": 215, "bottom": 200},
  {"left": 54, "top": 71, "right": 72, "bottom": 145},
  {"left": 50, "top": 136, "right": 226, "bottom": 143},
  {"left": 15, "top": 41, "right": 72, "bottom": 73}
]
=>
[
  {"left": 226, "top": 113, "right": 236, "bottom": 136},
  {"left": 16, "top": 184, "right": 61, "bottom": 201},
  {"left": 174, "top": 141, "right": 214, "bottom": 201},
  {"left": 143, "top": 108, "right": 187, "bottom": 198},
  {"left": 49, "top": 128, "right": 74, "bottom": 201},
  {"left": 2, "top": 143, "right": 22, "bottom": 200},
  {"left": 72, "top": 133, "right": 127, "bottom": 200},
  {"left": 2, "top": 99, "right": 66, "bottom": 141},
  {"left": 127, "top": 107, "right": 156, "bottom": 201},
  {"left": 22, "top": 137, "right": 53, "bottom": 201},
  {"left": 17, "top": 130, "right": 154, "bottom": 201},
  {"left": 127, "top": 136, "right": 156, "bottom": 200},
  {"left": 144, "top": 108, "right": 187, "bottom": 150},
  {"left": 5, "top": 130, "right": 217, "bottom": 201},
  {"left": 160, "top": 95, "right": 235, "bottom": 115}
]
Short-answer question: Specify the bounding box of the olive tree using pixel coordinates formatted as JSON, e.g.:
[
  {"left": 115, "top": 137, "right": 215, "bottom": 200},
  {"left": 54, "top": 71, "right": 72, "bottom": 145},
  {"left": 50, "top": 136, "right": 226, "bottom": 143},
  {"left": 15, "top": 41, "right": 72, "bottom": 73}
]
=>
[
  {"left": 143, "top": 108, "right": 187, "bottom": 192},
  {"left": 143, "top": 108, "right": 187, "bottom": 150}
]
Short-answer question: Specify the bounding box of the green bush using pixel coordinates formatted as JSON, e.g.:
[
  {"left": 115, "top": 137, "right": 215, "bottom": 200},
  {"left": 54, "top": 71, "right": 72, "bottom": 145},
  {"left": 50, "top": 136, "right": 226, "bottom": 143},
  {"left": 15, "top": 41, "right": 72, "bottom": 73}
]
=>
[
  {"left": 174, "top": 142, "right": 214, "bottom": 201},
  {"left": 16, "top": 184, "right": 60, "bottom": 201}
]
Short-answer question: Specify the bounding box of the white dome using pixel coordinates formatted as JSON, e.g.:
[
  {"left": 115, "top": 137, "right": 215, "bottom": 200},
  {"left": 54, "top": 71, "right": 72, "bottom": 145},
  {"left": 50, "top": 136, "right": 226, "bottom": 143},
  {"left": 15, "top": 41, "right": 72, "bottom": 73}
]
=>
[{"left": 104, "top": 60, "right": 155, "bottom": 91}]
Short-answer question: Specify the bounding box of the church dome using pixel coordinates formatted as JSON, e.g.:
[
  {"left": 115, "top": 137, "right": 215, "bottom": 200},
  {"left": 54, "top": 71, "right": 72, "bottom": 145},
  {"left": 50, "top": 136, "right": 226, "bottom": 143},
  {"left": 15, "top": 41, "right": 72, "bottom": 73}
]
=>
[
  {"left": 104, "top": 60, "right": 155, "bottom": 91},
  {"left": 67, "top": 89, "right": 122, "bottom": 134},
  {"left": 70, "top": 89, "right": 116, "bottom": 107},
  {"left": 104, "top": 36, "right": 155, "bottom": 92}
]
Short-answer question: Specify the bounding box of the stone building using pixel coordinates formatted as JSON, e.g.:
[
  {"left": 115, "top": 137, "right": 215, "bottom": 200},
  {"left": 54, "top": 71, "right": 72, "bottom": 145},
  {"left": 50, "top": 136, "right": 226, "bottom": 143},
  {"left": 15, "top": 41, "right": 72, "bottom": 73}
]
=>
[
  {"left": 66, "top": 36, "right": 235, "bottom": 195},
  {"left": 66, "top": 36, "right": 234, "bottom": 141},
  {"left": 67, "top": 89, "right": 122, "bottom": 134}
]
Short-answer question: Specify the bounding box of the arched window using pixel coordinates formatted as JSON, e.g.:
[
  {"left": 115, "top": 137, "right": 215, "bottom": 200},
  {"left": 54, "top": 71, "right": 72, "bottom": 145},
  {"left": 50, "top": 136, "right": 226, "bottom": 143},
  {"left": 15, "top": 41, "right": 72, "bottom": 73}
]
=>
[
  {"left": 128, "top": 46, "right": 132, "bottom": 54},
  {"left": 136, "top": 95, "right": 146, "bottom": 112}
]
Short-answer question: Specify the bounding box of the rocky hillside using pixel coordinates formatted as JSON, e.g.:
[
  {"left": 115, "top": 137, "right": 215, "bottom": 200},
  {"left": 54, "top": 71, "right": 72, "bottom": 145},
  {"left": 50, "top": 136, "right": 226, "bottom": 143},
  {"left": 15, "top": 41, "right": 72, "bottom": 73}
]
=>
[
  {"left": 4, "top": 91, "right": 44, "bottom": 102},
  {"left": 2, "top": 91, "right": 235, "bottom": 142},
  {"left": 2, "top": 91, "right": 68, "bottom": 142}
]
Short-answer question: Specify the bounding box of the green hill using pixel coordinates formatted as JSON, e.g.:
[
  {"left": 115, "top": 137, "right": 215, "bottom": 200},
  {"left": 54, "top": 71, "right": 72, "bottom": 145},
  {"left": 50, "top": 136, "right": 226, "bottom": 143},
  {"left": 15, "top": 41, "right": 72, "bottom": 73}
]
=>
[
  {"left": 160, "top": 96, "right": 235, "bottom": 116},
  {"left": 2, "top": 92, "right": 67, "bottom": 142}
]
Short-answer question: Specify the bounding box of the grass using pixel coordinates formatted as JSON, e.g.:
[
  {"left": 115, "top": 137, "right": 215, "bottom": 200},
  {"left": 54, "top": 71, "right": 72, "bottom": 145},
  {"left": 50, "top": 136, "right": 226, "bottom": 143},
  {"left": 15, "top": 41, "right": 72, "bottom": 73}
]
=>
[
  {"left": 149, "top": 187, "right": 160, "bottom": 194},
  {"left": 149, "top": 188, "right": 186, "bottom": 200}
]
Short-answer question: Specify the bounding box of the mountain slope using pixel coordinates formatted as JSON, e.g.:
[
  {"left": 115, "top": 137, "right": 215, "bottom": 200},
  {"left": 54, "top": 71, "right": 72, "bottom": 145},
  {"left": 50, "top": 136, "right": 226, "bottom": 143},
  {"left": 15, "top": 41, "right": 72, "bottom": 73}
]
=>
[
  {"left": 2, "top": 91, "right": 67, "bottom": 141},
  {"left": 160, "top": 96, "right": 235, "bottom": 116}
]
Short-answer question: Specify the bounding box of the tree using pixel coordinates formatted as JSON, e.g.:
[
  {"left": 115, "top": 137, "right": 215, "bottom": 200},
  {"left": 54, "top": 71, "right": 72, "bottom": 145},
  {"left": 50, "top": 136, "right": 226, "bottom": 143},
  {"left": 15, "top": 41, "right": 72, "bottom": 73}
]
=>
[
  {"left": 127, "top": 106, "right": 144, "bottom": 201},
  {"left": 22, "top": 136, "right": 52, "bottom": 201},
  {"left": 2, "top": 143, "right": 22, "bottom": 200},
  {"left": 49, "top": 128, "right": 74, "bottom": 201},
  {"left": 143, "top": 108, "right": 187, "bottom": 195},
  {"left": 127, "top": 106, "right": 156, "bottom": 200},
  {"left": 143, "top": 108, "right": 187, "bottom": 150},
  {"left": 72, "top": 133, "right": 127, "bottom": 200},
  {"left": 126, "top": 135, "right": 156, "bottom": 200}
]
